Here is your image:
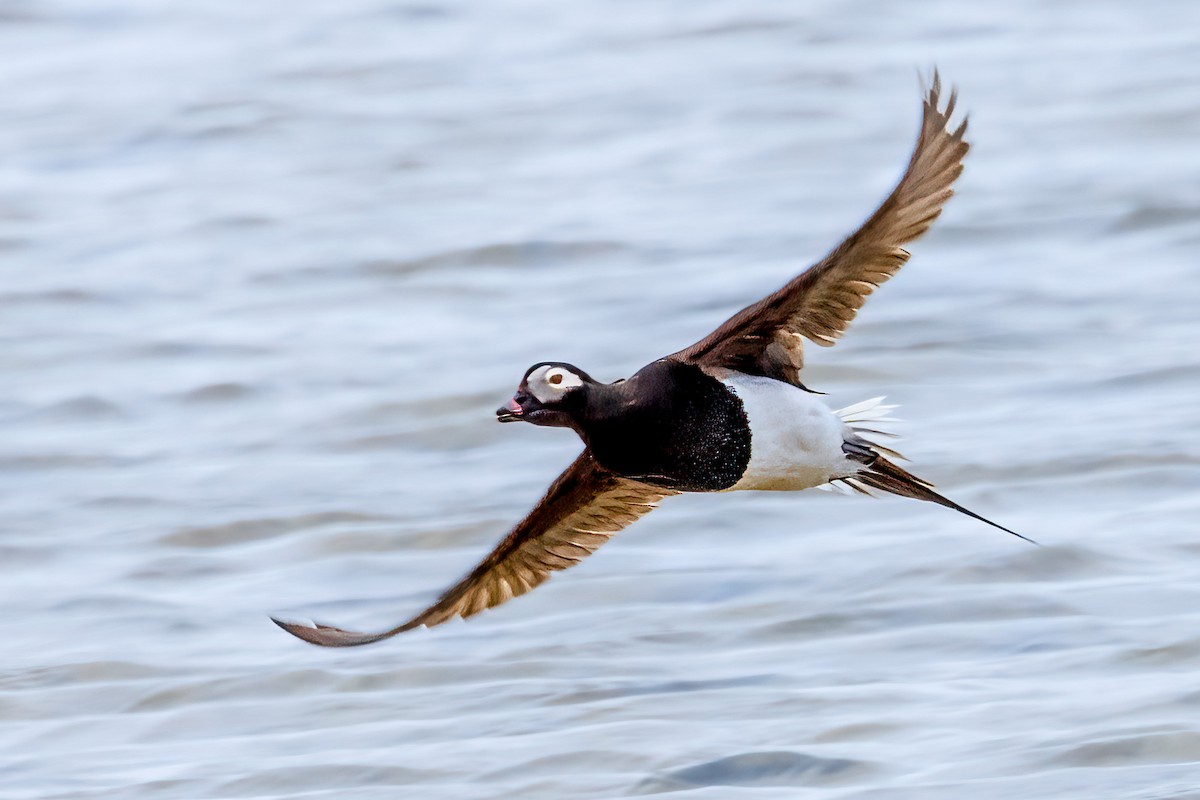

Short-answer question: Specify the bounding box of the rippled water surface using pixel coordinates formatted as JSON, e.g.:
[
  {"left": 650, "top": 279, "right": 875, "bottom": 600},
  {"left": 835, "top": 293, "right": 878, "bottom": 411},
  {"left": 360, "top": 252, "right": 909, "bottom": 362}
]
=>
[{"left": 3, "top": 1, "right": 1200, "bottom": 798}]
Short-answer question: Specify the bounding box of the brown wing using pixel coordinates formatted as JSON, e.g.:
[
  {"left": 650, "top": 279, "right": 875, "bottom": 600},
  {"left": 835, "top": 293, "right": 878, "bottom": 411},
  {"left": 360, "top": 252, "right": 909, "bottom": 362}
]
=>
[
  {"left": 273, "top": 450, "right": 677, "bottom": 646},
  {"left": 674, "top": 72, "right": 970, "bottom": 386}
]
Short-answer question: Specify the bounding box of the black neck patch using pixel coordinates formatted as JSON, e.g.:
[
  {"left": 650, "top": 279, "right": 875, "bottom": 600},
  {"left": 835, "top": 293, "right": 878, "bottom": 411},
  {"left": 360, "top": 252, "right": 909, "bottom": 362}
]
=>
[{"left": 576, "top": 360, "right": 751, "bottom": 492}]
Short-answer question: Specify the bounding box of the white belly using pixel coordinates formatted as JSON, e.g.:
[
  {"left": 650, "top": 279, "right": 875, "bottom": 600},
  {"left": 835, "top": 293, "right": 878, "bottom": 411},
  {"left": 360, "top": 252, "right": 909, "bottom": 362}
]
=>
[{"left": 721, "top": 373, "right": 851, "bottom": 491}]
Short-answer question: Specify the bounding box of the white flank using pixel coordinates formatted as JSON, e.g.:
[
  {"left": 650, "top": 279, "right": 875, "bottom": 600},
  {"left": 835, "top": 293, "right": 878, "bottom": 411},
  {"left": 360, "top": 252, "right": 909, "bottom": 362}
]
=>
[{"left": 720, "top": 373, "right": 850, "bottom": 491}]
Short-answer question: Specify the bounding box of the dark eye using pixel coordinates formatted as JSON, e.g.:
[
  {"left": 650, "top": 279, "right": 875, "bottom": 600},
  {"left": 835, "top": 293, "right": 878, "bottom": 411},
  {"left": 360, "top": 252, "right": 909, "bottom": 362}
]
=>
[{"left": 548, "top": 373, "right": 563, "bottom": 386}]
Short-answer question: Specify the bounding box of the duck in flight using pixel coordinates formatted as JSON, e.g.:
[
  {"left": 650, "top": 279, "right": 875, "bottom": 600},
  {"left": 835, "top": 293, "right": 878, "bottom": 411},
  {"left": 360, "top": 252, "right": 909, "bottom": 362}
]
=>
[{"left": 275, "top": 73, "right": 1029, "bottom": 647}]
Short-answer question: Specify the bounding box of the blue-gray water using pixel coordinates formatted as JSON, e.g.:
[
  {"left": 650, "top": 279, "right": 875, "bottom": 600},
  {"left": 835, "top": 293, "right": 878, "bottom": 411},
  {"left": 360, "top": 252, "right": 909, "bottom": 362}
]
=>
[{"left": 2, "top": 2, "right": 1199, "bottom": 798}]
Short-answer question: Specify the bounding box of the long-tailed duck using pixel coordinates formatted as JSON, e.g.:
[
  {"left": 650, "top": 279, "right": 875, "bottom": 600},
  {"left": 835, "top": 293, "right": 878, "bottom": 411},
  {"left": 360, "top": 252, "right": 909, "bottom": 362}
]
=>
[{"left": 275, "top": 73, "right": 1028, "bottom": 647}]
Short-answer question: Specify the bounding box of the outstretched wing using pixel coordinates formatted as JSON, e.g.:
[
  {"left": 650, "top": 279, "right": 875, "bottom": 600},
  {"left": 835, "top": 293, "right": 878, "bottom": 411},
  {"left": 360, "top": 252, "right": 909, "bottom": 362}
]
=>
[
  {"left": 273, "top": 450, "right": 677, "bottom": 646},
  {"left": 674, "top": 72, "right": 970, "bottom": 386}
]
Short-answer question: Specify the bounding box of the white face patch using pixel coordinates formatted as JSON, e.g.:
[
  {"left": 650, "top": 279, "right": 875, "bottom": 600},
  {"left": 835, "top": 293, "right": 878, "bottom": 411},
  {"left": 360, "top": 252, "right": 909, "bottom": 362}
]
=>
[{"left": 526, "top": 364, "right": 583, "bottom": 403}]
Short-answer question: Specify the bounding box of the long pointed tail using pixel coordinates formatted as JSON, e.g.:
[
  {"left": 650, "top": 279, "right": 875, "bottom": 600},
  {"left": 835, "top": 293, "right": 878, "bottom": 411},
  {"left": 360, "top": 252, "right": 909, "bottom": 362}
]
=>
[
  {"left": 830, "top": 397, "right": 1033, "bottom": 544},
  {"left": 848, "top": 455, "right": 1036, "bottom": 545}
]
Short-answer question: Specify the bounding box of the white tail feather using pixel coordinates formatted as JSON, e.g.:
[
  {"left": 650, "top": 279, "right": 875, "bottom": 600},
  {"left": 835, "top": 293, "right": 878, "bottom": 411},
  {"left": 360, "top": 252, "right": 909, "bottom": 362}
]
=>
[
  {"left": 835, "top": 395, "right": 900, "bottom": 426},
  {"left": 820, "top": 396, "right": 909, "bottom": 495},
  {"left": 815, "top": 480, "right": 858, "bottom": 495}
]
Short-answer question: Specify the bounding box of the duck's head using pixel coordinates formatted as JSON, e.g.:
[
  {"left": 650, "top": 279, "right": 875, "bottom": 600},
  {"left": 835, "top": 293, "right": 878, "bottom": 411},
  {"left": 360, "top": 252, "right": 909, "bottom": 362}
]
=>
[{"left": 496, "top": 362, "right": 594, "bottom": 428}]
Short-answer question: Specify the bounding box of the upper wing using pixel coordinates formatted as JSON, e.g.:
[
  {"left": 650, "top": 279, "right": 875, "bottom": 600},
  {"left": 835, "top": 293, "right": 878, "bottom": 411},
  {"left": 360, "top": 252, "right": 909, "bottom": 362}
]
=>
[
  {"left": 273, "top": 450, "right": 677, "bottom": 646},
  {"left": 674, "top": 72, "right": 970, "bottom": 386}
]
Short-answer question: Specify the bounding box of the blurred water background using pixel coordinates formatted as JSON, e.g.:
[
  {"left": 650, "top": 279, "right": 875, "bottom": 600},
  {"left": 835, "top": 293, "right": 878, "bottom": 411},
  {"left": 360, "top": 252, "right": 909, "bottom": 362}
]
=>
[{"left": 2, "top": 1, "right": 1199, "bottom": 798}]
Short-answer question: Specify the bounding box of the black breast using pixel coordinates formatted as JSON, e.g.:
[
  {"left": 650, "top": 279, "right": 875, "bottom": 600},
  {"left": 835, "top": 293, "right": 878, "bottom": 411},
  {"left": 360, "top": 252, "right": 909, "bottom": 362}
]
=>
[{"left": 579, "top": 360, "right": 751, "bottom": 492}]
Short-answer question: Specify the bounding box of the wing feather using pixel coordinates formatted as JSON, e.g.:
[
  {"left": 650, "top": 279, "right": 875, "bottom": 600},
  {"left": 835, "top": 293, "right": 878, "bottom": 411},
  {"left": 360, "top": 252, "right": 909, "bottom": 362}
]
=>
[
  {"left": 273, "top": 450, "right": 676, "bottom": 646},
  {"left": 675, "top": 72, "right": 970, "bottom": 385}
]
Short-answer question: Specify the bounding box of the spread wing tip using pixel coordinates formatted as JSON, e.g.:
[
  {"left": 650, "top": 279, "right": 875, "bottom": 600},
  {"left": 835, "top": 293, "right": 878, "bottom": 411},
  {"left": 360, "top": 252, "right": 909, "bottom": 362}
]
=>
[
  {"left": 920, "top": 68, "right": 949, "bottom": 107},
  {"left": 671, "top": 71, "right": 971, "bottom": 382},
  {"left": 271, "top": 615, "right": 408, "bottom": 647},
  {"left": 922, "top": 68, "right": 970, "bottom": 141}
]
